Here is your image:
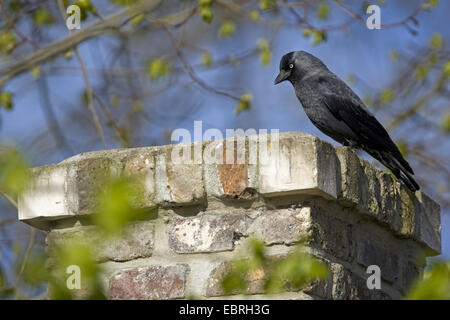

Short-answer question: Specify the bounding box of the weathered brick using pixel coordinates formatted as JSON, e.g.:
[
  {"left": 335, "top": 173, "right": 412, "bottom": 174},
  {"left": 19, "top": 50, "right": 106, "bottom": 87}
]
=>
[
  {"left": 109, "top": 264, "right": 188, "bottom": 299},
  {"left": 18, "top": 164, "right": 70, "bottom": 227},
  {"left": 121, "top": 149, "right": 156, "bottom": 208},
  {"left": 258, "top": 132, "right": 341, "bottom": 199},
  {"left": 70, "top": 157, "right": 122, "bottom": 214},
  {"left": 399, "top": 259, "right": 423, "bottom": 295},
  {"left": 308, "top": 207, "right": 355, "bottom": 262},
  {"left": 414, "top": 192, "right": 441, "bottom": 255},
  {"left": 205, "top": 261, "right": 266, "bottom": 297},
  {"left": 204, "top": 137, "right": 258, "bottom": 199},
  {"left": 356, "top": 239, "right": 399, "bottom": 283},
  {"left": 168, "top": 214, "right": 251, "bottom": 253},
  {"left": 247, "top": 207, "right": 312, "bottom": 245},
  {"left": 205, "top": 253, "right": 330, "bottom": 298},
  {"left": 330, "top": 263, "right": 392, "bottom": 300},
  {"left": 155, "top": 146, "right": 205, "bottom": 205},
  {"left": 46, "top": 222, "right": 155, "bottom": 262},
  {"left": 336, "top": 147, "right": 367, "bottom": 207}
]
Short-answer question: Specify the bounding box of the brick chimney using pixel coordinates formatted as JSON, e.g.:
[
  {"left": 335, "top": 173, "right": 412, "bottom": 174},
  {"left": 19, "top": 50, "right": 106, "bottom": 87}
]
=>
[{"left": 18, "top": 132, "right": 441, "bottom": 299}]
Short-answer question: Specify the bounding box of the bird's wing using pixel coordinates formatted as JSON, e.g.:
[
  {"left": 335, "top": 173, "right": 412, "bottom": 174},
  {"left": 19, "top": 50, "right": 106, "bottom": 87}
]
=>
[
  {"left": 317, "top": 76, "right": 392, "bottom": 148},
  {"left": 316, "top": 75, "right": 414, "bottom": 175}
]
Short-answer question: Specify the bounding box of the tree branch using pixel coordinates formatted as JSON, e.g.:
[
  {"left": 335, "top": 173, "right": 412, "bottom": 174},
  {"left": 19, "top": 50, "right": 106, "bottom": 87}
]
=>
[{"left": 0, "top": 0, "right": 161, "bottom": 88}]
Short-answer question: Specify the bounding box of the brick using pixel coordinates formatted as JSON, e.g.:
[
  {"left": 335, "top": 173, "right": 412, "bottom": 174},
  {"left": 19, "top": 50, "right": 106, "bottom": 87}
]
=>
[
  {"left": 308, "top": 207, "right": 355, "bottom": 262},
  {"left": 399, "top": 259, "right": 423, "bottom": 295},
  {"left": 330, "top": 263, "right": 392, "bottom": 300},
  {"left": 249, "top": 205, "right": 354, "bottom": 262},
  {"left": 70, "top": 157, "right": 122, "bottom": 215},
  {"left": 258, "top": 132, "right": 341, "bottom": 199},
  {"left": 155, "top": 146, "right": 205, "bottom": 205},
  {"left": 205, "top": 253, "right": 330, "bottom": 298},
  {"left": 18, "top": 164, "right": 70, "bottom": 226},
  {"left": 109, "top": 264, "right": 188, "bottom": 300},
  {"left": 414, "top": 192, "right": 441, "bottom": 255},
  {"left": 204, "top": 137, "right": 258, "bottom": 199},
  {"left": 336, "top": 147, "right": 367, "bottom": 207},
  {"left": 168, "top": 214, "right": 250, "bottom": 253},
  {"left": 356, "top": 239, "right": 399, "bottom": 283},
  {"left": 121, "top": 149, "right": 156, "bottom": 208},
  {"left": 247, "top": 207, "right": 312, "bottom": 245},
  {"left": 46, "top": 222, "right": 155, "bottom": 262},
  {"left": 205, "top": 260, "right": 270, "bottom": 297}
]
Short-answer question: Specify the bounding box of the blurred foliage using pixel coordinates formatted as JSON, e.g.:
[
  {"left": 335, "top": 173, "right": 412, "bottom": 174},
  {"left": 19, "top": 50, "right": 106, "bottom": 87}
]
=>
[
  {"left": 92, "top": 176, "right": 155, "bottom": 235},
  {"left": 148, "top": 58, "right": 171, "bottom": 81},
  {"left": 20, "top": 241, "right": 105, "bottom": 300},
  {"left": 258, "top": 39, "right": 271, "bottom": 66},
  {"left": 222, "top": 238, "right": 329, "bottom": 295},
  {"left": 0, "top": 91, "right": 14, "bottom": 110},
  {"left": 0, "top": 146, "right": 29, "bottom": 196},
  {"left": 235, "top": 93, "right": 252, "bottom": 115},
  {"left": 406, "top": 262, "right": 450, "bottom": 300},
  {"left": 219, "top": 20, "right": 236, "bottom": 38},
  {"left": 201, "top": 51, "right": 212, "bottom": 67}
]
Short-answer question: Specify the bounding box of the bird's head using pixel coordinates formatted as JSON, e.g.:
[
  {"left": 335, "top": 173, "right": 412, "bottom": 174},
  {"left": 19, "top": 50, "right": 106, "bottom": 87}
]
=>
[{"left": 274, "top": 51, "right": 328, "bottom": 85}]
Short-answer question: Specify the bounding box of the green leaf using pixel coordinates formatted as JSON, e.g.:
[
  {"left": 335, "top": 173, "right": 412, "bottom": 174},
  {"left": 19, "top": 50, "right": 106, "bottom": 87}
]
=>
[
  {"left": 428, "top": 0, "right": 439, "bottom": 8},
  {"left": 73, "top": 0, "right": 98, "bottom": 21},
  {"left": 0, "top": 91, "right": 14, "bottom": 110},
  {"left": 64, "top": 50, "right": 73, "bottom": 60},
  {"left": 0, "top": 31, "right": 16, "bottom": 53},
  {"left": 130, "top": 14, "right": 144, "bottom": 26},
  {"left": 414, "top": 64, "right": 429, "bottom": 81},
  {"left": 219, "top": 21, "right": 236, "bottom": 38},
  {"left": 440, "top": 112, "right": 450, "bottom": 133},
  {"left": 444, "top": 60, "right": 450, "bottom": 77},
  {"left": 93, "top": 177, "right": 152, "bottom": 234},
  {"left": 9, "top": 0, "right": 24, "bottom": 12},
  {"left": 221, "top": 237, "right": 329, "bottom": 296},
  {"left": 202, "top": 51, "right": 212, "bottom": 67},
  {"left": 33, "top": 8, "right": 55, "bottom": 25},
  {"left": 316, "top": 4, "right": 329, "bottom": 20},
  {"left": 31, "top": 67, "right": 41, "bottom": 79},
  {"left": 199, "top": 0, "right": 213, "bottom": 23},
  {"left": 235, "top": 94, "right": 252, "bottom": 115},
  {"left": 259, "top": 0, "right": 276, "bottom": 10},
  {"left": 396, "top": 140, "right": 408, "bottom": 157},
  {"left": 303, "top": 28, "right": 312, "bottom": 37},
  {"left": 258, "top": 39, "right": 271, "bottom": 66},
  {"left": 250, "top": 11, "right": 260, "bottom": 21},
  {"left": 312, "top": 30, "right": 326, "bottom": 45},
  {"left": 406, "top": 262, "right": 450, "bottom": 300},
  {"left": 380, "top": 88, "right": 394, "bottom": 104},
  {"left": 0, "top": 146, "right": 29, "bottom": 195},
  {"left": 147, "top": 59, "right": 171, "bottom": 81},
  {"left": 429, "top": 33, "right": 443, "bottom": 50},
  {"left": 111, "top": 0, "right": 138, "bottom": 6}
]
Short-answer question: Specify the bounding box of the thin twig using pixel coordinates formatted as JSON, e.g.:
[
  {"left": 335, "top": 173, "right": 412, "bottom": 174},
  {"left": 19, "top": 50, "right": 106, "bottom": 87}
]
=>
[
  {"left": 57, "top": 0, "right": 107, "bottom": 149},
  {"left": 0, "top": 189, "right": 18, "bottom": 208}
]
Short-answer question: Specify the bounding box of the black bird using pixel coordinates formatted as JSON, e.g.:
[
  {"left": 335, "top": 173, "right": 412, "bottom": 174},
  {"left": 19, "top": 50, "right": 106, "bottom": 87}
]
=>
[{"left": 275, "top": 51, "right": 419, "bottom": 191}]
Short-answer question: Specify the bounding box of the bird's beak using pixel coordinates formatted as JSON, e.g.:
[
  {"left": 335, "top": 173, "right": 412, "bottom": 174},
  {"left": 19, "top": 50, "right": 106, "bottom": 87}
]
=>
[{"left": 274, "top": 69, "right": 290, "bottom": 85}]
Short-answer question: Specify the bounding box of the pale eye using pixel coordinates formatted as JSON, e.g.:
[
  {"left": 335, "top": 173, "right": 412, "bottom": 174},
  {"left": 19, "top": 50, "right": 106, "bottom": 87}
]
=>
[{"left": 289, "top": 63, "right": 294, "bottom": 69}]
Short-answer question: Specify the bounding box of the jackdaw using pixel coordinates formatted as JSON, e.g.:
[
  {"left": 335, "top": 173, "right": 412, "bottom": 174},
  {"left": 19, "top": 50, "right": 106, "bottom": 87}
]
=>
[{"left": 274, "top": 51, "right": 419, "bottom": 191}]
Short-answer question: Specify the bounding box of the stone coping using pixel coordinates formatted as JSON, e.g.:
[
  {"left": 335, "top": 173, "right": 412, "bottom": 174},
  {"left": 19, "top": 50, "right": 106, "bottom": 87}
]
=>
[{"left": 17, "top": 132, "right": 441, "bottom": 255}]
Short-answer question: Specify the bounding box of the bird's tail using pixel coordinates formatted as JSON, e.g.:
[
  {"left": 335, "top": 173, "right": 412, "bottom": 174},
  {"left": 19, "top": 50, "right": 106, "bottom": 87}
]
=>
[{"left": 367, "top": 149, "right": 420, "bottom": 192}]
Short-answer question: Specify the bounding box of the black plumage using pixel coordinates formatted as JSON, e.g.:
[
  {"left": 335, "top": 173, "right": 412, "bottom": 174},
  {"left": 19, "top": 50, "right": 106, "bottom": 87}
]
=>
[{"left": 274, "top": 51, "right": 419, "bottom": 191}]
